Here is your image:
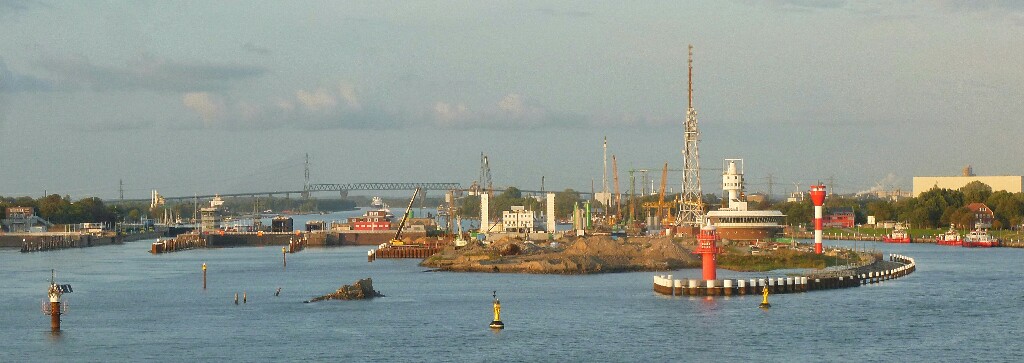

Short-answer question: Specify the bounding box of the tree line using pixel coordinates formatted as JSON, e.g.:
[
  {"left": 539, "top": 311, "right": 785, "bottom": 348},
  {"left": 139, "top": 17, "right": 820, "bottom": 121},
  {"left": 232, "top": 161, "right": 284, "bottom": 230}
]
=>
[{"left": 763, "top": 181, "right": 1022, "bottom": 230}]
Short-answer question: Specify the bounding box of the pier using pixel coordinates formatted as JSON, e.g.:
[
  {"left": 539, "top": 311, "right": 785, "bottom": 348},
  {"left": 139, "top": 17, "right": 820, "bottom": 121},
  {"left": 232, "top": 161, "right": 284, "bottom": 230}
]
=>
[
  {"left": 368, "top": 243, "right": 443, "bottom": 261},
  {"left": 653, "top": 254, "right": 916, "bottom": 296}
]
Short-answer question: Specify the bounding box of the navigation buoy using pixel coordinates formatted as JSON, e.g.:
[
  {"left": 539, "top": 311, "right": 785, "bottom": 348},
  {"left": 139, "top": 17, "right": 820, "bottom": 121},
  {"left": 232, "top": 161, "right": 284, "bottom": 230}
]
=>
[
  {"left": 759, "top": 286, "right": 771, "bottom": 309},
  {"left": 234, "top": 293, "right": 239, "bottom": 305},
  {"left": 42, "top": 269, "right": 71, "bottom": 333},
  {"left": 202, "top": 263, "right": 207, "bottom": 289},
  {"left": 489, "top": 291, "right": 504, "bottom": 329}
]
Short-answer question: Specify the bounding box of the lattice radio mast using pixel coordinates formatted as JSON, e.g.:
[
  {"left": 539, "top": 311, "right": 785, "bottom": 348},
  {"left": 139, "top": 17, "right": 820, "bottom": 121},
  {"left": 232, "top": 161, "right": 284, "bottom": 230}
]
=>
[{"left": 679, "top": 44, "right": 705, "bottom": 231}]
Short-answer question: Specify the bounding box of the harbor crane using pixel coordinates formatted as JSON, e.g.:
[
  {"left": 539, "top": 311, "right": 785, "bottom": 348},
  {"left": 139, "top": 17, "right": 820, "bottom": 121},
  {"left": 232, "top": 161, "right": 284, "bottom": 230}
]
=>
[
  {"left": 642, "top": 163, "right": 676, "bottom": 227},
  {"left": 390, "top": 187, "right": 421, "bottom": 246}
]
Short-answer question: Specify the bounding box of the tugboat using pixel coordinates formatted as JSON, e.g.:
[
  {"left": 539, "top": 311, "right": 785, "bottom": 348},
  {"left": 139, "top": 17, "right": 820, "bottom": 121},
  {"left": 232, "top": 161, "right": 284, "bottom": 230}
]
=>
[
  {"left": 883, "top": 223, "right": 912, "bottom": 243},
  {"left": 935, "top": 224, "right": 962, "bottom": 246},
  {"left": 963, "top": 224, "right": 1000, "bottom": 248}
]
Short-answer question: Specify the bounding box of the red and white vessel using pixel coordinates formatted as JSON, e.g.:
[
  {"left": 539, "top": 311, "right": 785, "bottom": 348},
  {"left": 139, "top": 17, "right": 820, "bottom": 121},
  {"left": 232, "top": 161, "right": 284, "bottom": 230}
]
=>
[
  {"left": 962, "top": 226, "right": 1000, "bottom": 248},
  {"left": 935, "top": 224, "right": 962, "bottom": 246},
  {"left": 883, "top": 223, "right": 911, "bottom": 243},
  {"left": 347, "top": 197, "right": 395, "bottom": 231}
]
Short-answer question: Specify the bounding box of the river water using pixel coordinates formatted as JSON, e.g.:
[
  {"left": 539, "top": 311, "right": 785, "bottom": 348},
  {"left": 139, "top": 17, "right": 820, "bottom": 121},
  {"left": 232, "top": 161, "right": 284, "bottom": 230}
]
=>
[{"left": 2, "top": 220, "right": 1022, "bottom": 361}]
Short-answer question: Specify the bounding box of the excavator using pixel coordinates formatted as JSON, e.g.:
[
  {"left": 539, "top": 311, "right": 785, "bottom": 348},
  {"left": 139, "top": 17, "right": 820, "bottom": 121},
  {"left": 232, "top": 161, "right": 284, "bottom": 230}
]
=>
[{"left": 390, "top": 187, "right": 421, "bottom": 246}]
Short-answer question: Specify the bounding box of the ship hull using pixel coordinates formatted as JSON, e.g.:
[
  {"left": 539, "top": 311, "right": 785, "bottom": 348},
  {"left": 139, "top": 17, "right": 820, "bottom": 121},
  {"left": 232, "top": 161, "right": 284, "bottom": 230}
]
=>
[
  {"left": 329, "top": 230, "right": 428, "bottom": 246},
  {"left": 962, "top": 241, "right": 999, "bottom": 248},
  {"left": 936, "top": 239, "right": 962, "bottom": 246},
  {"left": 883, "top": 237, "right": 911, "bottom": 243}
]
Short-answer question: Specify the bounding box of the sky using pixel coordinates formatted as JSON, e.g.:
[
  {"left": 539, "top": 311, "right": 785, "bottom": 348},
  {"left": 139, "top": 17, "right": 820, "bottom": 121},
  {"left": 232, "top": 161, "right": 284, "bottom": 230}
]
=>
[{"left": 1, "top": 0, "right": 1023, "bottom": 200}]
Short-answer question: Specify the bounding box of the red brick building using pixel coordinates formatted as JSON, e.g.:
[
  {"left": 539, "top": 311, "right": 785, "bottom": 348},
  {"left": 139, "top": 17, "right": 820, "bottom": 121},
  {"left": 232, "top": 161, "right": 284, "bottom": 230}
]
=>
[
  {"left": 823, "top": 207, "right": 855, "bottom": 228},
  {"left": 965, "top": 203, "right": 994, "bottom": 229}
]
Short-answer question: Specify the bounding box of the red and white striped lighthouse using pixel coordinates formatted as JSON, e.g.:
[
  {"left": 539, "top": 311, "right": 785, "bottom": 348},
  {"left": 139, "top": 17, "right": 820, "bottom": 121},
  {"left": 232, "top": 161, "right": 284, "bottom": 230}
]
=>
[
  {"left": 693, "top": 221, "right": 721, "bottom": 281},
  {"left": 810, "top": 184, "right": 827, "bottom": 254}
]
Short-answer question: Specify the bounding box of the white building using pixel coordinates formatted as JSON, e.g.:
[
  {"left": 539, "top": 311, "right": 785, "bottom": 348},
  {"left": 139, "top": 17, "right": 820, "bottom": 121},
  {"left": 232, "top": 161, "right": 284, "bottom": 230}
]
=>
[{"left": 502, "top": 206, "right": 537, "bottom": 233}]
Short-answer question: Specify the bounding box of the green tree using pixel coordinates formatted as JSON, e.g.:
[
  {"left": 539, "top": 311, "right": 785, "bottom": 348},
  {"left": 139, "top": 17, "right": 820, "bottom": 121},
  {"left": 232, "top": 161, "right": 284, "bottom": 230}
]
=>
[
  {"left": 554, "top": 189, "right": 582, "bottom": 219},
  {"left": 960, "top": 181, "right": 993, "bottom": 204},
  {"left": 866, "top": 201, "right": 894, "bottom": 222}
]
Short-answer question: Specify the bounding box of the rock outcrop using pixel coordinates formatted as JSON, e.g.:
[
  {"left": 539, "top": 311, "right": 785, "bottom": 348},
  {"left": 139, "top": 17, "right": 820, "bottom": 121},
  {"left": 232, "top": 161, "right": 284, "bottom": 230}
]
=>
[{"left": 304, "top": 278, "right": 384, "bottom": 303}]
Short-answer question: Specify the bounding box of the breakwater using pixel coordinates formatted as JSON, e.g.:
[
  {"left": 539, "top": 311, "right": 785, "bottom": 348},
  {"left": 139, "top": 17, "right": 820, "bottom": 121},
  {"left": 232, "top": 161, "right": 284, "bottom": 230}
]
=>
[{"left": 653, "top": 254, "right": 916, "bottom": 296}]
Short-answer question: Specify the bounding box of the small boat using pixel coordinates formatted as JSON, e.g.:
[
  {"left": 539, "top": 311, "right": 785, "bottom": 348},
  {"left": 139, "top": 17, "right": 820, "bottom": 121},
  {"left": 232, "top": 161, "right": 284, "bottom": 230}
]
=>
[
  {"left": 935, "top": 224, "right": 962, "bottom": 246},
  {"left": 963, "top": 226, "right": 1000, "bottom": 248},
  {"left": 883, "top": 223, "right": 911, "bottom": 243}
]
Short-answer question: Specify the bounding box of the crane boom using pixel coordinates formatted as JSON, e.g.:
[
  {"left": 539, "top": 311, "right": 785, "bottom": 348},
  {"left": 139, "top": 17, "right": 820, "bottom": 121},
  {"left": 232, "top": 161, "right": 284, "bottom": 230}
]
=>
[
  {"left": 391, "top": 187, "right": 421, "bottom": 245},
  {"left": 613, "top": 155, "right": 620, "bottom": 222},
  {"left": 658, "top": 162, "right": 668, "bottom": 220}
]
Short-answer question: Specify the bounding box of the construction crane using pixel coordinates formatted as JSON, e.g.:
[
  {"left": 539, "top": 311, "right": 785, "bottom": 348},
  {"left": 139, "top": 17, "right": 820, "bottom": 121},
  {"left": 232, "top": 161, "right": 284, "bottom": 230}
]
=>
[
  {"left": 390, "top": 187, "right": 421, "bottom": 246},
  {"left": 642, "top": 163, "right": 675, "bottom": 227},
  {"left": 612, "top": 155, "right": 621, "bottom": 224}
]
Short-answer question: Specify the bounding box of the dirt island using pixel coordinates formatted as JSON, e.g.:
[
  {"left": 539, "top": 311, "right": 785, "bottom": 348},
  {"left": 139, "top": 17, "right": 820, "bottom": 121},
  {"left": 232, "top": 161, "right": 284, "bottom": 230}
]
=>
[{"left": 420, "top": 235, "right": 858, "bottom": 274}]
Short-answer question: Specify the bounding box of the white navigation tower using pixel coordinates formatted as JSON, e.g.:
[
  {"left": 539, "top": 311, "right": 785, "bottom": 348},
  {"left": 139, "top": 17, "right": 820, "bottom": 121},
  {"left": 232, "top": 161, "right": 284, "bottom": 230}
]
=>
[{"left": 679, "top": 44, "right": 704, "bottom": 232}]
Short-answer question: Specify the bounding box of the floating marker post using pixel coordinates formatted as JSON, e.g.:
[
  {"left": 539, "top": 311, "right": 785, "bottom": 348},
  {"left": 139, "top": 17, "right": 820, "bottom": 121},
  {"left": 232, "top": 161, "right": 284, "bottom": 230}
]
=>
[
  {"left": 282, "top": 247, "right": 287, "bottom": 268},
  {"left": 243, "top": 291, "right": 247, "bottom": 304},
  {"left": 234, "top": 293, "right": 239, "bottom": 305},
  {"left": 202, "top": 263, "right": 207, "bottom": 289},
  {"left": 43, "top": 269, "right": 70, "bottom": 333},
  {"left": 759, "top": 286, "right": 771, "bottom": 309},
  {"left": 489, "top": 291, "right": 505, "bottom": 329}
]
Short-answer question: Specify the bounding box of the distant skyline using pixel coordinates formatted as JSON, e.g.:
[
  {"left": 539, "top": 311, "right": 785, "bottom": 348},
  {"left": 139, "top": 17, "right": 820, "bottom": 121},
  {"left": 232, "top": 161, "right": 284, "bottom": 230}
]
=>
[{"left": 2, "top": 1, "right": 1023, "bottom": 200}]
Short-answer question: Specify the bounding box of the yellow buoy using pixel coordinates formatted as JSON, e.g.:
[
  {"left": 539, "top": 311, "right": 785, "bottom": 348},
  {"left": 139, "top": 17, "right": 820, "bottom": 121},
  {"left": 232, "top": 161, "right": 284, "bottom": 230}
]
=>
[
  {"left": 759, "top": 286, "right": 771, "bottom": 309},
  {"left": 489, "top": 291, "right": 504, "bottom": 329}
]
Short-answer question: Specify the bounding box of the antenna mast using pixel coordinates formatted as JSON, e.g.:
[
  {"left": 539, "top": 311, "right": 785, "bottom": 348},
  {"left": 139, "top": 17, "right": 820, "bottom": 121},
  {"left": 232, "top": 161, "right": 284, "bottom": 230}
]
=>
[
  {"left": 602, "top": 137, "right": 609, "bottom": 198},
  {"left": 679, "top": 44, "right": 704, "bottom": 232}
]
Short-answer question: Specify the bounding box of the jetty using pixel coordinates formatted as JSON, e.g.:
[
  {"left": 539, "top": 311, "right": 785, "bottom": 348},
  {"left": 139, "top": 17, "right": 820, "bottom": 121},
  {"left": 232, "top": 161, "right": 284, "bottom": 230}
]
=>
[{"left": 653, "top": 254, "right": 916, "bottom": 296}]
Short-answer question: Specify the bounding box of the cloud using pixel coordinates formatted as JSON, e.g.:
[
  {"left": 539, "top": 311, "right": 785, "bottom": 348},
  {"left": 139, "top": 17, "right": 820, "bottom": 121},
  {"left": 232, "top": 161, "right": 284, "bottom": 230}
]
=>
[
  {"left": 39, "top": 55, "right": 267, "bottom": 92},
  {"left": 735, "top": 0, "right": 846, "bottom": 11},
  {"left": 241, "top": 42, "right": 272, "bottom": 56},
  {"left": 0, "top": 0, "right": 47, "bottom": 13},
  {"left": 434, "top": 101, "right": 470, "bottom": 124},
  {"left": 338, "top": 82, "right": 360, "bottom": 110},
  {"left": 934, "top": 0, "right": 1024, "bottom": 12},
  {"left": 532, "top": 8, "right": 592, "bottom": 18},
  {"left": 182, "top": 92, "right": 225, "bottom": 124},
  {"left": 179, "top": 80, "right": 400, "bottom": 130},
  {"left": 0, "top": 58, "right": 54, "bottom": 92},
  {"left": 432, "top": 93, "right": 587, "bottom": 129},
  {"left": 296, "top": 88, "right": 337, "bottom": 111}
]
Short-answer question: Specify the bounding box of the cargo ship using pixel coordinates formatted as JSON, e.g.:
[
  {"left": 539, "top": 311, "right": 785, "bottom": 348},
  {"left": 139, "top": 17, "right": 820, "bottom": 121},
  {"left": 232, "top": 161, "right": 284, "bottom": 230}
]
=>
[
  {"left": 329, "top": 197, "right": 435, "bottom": 245},
  {"left": 935, "top": 224, "right": 962, "bottom": 246},
  {"left": 962, "top": 227, "right": 1000, "bottom": 248},
  {"left": 883, "top": 223, "right": 911, "bottom": 243},
  {"left": 704, "top": 159, "right": 786, "bottom": 241}
]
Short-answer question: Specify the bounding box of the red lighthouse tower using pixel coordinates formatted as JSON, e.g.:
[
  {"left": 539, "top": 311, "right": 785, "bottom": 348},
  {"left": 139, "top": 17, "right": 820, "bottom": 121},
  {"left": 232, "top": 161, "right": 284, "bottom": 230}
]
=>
[
  {"left": 810, "top": 184, "right": 827, "bottom": 254},
  {"left": 693, "top": 221, "right": 721, "bottom": 281}
]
